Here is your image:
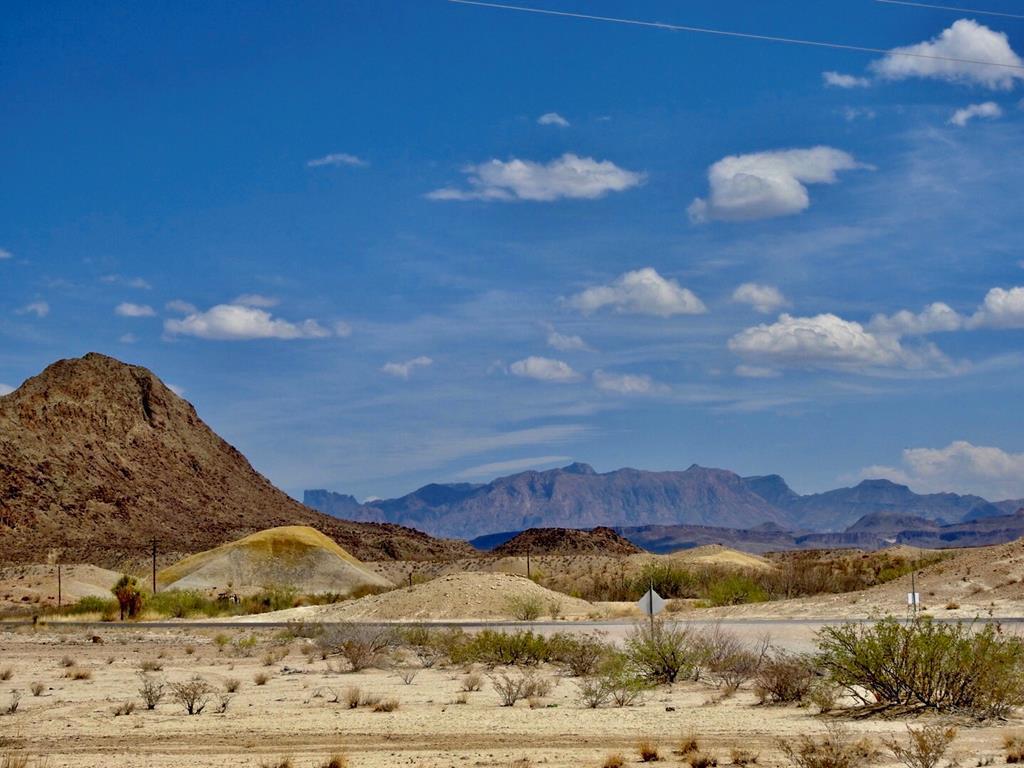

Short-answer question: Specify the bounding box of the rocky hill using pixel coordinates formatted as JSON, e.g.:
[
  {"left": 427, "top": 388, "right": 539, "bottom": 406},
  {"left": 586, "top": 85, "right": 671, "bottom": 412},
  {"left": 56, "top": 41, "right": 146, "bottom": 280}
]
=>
[
  {"left": 0, "top": 353, "right": 472, "bottom": 567},
  {"left": 490, "top": 526, "right": 642, "bottom": 556}
]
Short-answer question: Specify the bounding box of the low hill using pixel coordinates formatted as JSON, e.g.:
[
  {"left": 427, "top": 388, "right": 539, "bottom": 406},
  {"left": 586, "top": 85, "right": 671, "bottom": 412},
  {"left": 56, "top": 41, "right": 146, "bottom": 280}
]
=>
[
  {"left": 0, "top": 353, "right": 472, "bottom": 567},
  {"left": 158, "top": 526, "right": 392, "bottom": 596},
  {"left": 492, "top": 526, "right": 642, "bottom": 556}
]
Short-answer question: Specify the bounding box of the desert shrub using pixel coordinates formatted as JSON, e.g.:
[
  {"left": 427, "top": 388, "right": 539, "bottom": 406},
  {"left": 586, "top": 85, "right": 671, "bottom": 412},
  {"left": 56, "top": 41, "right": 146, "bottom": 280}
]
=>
[
  {"left": 137, "top": 673, "right": 165, "bottom": 709},
  {"left": 702, "top": 627, "right": 770, "bottom": 692},
  {"left": 112, "top": 574, "right": 143, "bottom": 620},
  {"left": 679, "top": 734, "right": 700, "bottom": 757},
  {"left": 344, "top": 686, "right": 361, "bottom": 709},
  {"left": 146, "top": 590, "right": 221, "bottom": 619},
  {"left": 28, "top": 683, "right": 43, "bottom": 697},
  {"left": 461, "top": 673, "right": 483, "bottom": 692},
  {"left": 170, "top": 675, "right": 213, "bottom": 715},
  {"left": 61, "top": 595, "right": 119, "bottom": 616},
  {"left": 253, "top": 672, "right": 270, "bottom": 686},
  {"left": 506, "top": 594, "right": 544, "bottom": 621},
  {"left": 490, "top": 671, "right": 533, "bottom": 706},
  {"left": 318, "top": 624, "right": 397, "bottom": 672},
  {"left": 885, "top": 726, "right": 957, "bottom": 768},
  {"left": 59, "top": 656, "right": 75, "bottom": 668},
  {"left": 319, "top": 755, "right": 349, "bottom": 768},
  {"left": 731, "top": 749, "right": 759, "bottom": 765},
  {"left": 575, "top": 675, "right": 613, "bottom": 708},
  {"left": 816, "top": 617, "right": 1024, "bottom": 717},
  {"left": 625, "top": 619, "right": 705, "bottom": 684},
  {"left": 214, "top": 693, "right": 233, "bottom": 714},
  {"left": 1, "top": 754, "right": 30, "bottom": 768},
  {"left": 372, "top": 697, "right": 399, "bottom": 712},
  {"left": 66, "top": 667, "right": 92, "bottom": 681},
  {"left": 112, "top": 701, "right": 135, "bottom": 717},
  {"left": 754, "top": 652, "right": 816, "bottom": 704},
  {"left": 241, "top": 586, "right": 299, "bottom": 615},
  {"left": 0, "top": 669, "right": 11, "bottom": 682},
  {"left": 139, "top": 659, "right": 162, "bottom": 672},
  {"left": 400, "top": 627, "right": 446, "bottom": 668},
  {"left": 223, "top": 677, "right": 241, "bottom": 693},
  {"left": 706, "top": 573, "right": 769, "bottom": 607},
  {"left": 549, "top": 633, "right": 609, "bottom": 677},
  {"left": 632, "top": 562, "right": 701, "bottom": 599},
  {"left": 262, "top": 648, "right": 287, "bottom": 667},
  {"left": 3, "top": 692, "right": 20, "bottom": 715},
  {"left": 397, "top": 667, "right": 418, "bottom": 685},
  {"left": 1004, "top": 735, "right": 1024, "bottom": 764},
  {"left": 522, "top": 675, "right": 554, "bottom": 698},
  {"left": 779, "top": 724, "right": 869, "bottom": 768},
  {"left": 462, "top": 630, "right": 551, "bottom": 667},
  {"left": 638, "top": 739, "right": 660, "bottom": 762},
  {"left": 603, "top": 754, "right": 626, "bottom": 768}
]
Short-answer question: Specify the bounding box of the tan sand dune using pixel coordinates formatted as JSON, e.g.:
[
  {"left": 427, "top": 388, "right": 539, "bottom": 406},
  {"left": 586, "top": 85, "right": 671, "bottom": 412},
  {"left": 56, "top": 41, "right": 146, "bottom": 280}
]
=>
[{"left": 158, "top": 525, "right": 392, "bottom": 596}]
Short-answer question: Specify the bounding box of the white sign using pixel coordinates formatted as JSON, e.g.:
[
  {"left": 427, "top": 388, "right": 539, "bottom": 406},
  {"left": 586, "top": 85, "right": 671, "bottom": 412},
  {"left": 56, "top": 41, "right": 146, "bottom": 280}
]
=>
[
  {"left": 637, "top": 588, "right": 666, "bottom": 616},
  {"left": 907, "top": 592, "right": 920, "bottom": 606}
]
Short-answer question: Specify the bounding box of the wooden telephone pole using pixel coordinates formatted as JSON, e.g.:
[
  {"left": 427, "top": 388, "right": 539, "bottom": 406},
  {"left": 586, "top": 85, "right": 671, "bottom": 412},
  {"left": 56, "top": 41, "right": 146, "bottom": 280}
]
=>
[{"left": 151, "top": 539, "right": 157, "bottom": 594}]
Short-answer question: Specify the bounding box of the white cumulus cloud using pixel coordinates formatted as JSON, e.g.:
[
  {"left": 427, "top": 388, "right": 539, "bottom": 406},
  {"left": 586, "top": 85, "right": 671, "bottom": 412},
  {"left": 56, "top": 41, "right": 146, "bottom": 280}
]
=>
[
  {"left": 0, "top": 383, "right": 13, "bottom": 396},
  {"left": 381, "top": 356, "right": 433, "bottom": 379},
  {"left": 862, "top": 440, "right": 1024, "bottom": 499},
  {"left": 593, "top": 369, "right": 665, "bottom": 395},
  {"left": 728, "top": 313, "right": 949, "bottom": 371},
  {"left": 823, "top": 71, "right": 870, "bottom": 88},
  {"left": 509, "top": 356, "right": 580, "bottom": 383},
  {"left": 163, "top": 304, "right": 332, "bottom": 341},
  {"left": 869, "top": 302, "right": 964, "bottom": 335},
  {"left": 968, "top": 286, "right": 1024, "bottom": 328},
  {"left": 567, "top": 268, "right": 706, "bottom": 318},
  {"left": 537, "top": 112, "right": 570, "bottom": 127},
  {"left": 949, "top": 101, "right": 1003, "bottom": 126},
  {"left": 115, "top": 302, "right": 156, "bottom": 318},
  {"left": 732, "top": 283, "right": 788, "bottom": 314},
  {"left": 688, "top": 147, "right": 865, "bottom": 223},
  {"left": 870, "top": 19, "right": 1024, "bottom": 90},
  {"left": 427, "top": 153, "right": 644, "bottom": 202},
  {"left": 306, "top": 152, "right": 366, "bottom": 168}
]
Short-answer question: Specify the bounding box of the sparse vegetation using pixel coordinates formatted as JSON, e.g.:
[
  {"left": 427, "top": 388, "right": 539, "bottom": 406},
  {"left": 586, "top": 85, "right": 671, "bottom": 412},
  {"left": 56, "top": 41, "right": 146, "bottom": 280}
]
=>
[
  {"left": 3, "top": 692, "right": 20, "bottom": 716},
  {"left": 603, "top": 754, "right": 626, "bottom": 768},
  {"left": 28, "top": 683, "right": 43, "bottom": 697},
  {"left": 817, "top": 617, "right": 1024, "bottom": 717},
  {"left": 372, "top": 697, "right": 399, "bottom": 712},
  {"left": 138, "top": 673, "right": 165, "bottom": 710},
  {"left": 318, "top": 624, "right": 397, "bottom": 672},
  {"left": 1004, "top": 735, "right": 1024, "bottom": 764},
  {"left": 112, "top": 700, "right": 135, "bottom": 717},
  {"left": 319, "top": 755, "right": 349, "bottom": 768},
  {"left": 0, "top": 669, "right": 12, "bottom": 682},
  {"left": 754, "top": 652, "right": 816, "bottom": 705},
  {"left": 779, "top": 724, "right": 869, "bottom": 768},
  {"left": 490, "top": 671, "right": 534, "bottom": 707},
  {"left": 731, "top": 749, "right": 759, "bottom": 765},
  {"left": 505, "top": 594, "right": 544, "bottom": 621},
  {"left": 461, "top": 673, "right": 483, "bottom": 692},
  {"left": 112, "top": 574, "right": 143, "bottom": 620},
  {"left": 638, "top": 739, "right": 660, "bottom": 762},
  {"left": 253, "top": 672, "right": 270, "bottom": 686},
  {"left": 624, "top": 618, "right": 704, "bottom": 684},
  {"left": 885, "top": 725, "right": 957, "bottom": 768},
  {"left": 170, "top": 675, "right": 213, "bottom": 715}
]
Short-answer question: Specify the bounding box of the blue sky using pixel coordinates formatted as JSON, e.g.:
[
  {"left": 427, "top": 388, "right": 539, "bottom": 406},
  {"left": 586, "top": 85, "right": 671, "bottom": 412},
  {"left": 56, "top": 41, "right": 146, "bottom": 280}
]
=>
[{"left": 3, "top": 1, "right": 1024, "bottom": 503}]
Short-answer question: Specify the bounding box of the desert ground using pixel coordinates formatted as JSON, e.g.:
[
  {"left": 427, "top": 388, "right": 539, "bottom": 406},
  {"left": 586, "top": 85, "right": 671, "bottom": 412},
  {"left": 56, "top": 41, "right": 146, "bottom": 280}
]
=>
[{"left": 0, "top": 621, "right": 1020, "bottom": 768}]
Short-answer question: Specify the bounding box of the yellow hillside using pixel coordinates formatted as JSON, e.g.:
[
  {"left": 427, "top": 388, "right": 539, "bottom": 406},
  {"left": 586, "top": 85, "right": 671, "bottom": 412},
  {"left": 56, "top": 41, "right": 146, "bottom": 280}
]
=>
[
  {"left": 158, "top": 525, "right": 391, "bottom": 595},
  {"left": 663, "top": 544, "right": 775, "bottom": 571}
]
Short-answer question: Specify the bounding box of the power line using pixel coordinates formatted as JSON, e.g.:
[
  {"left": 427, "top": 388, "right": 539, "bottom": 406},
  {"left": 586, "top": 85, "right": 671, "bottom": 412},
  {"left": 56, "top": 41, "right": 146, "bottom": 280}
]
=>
[
  {"left": 447, "top": 0, "right": 1024, "bottom": 71},
  {"left": 874, "top": 0, "right": 1024, "bottom": 19}
]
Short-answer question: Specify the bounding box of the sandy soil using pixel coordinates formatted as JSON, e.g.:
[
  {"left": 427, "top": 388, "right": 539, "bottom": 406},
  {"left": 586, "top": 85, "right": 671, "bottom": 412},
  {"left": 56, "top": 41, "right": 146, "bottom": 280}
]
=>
[{"left": 0, "top": 623, "right": 1019, "bottom": 768}]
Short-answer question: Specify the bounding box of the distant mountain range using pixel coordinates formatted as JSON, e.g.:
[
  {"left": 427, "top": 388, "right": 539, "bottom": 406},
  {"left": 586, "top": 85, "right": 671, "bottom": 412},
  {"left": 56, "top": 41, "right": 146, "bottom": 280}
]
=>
[{"left": 306, "top": 462, "right": 1024, "bottom": 543}]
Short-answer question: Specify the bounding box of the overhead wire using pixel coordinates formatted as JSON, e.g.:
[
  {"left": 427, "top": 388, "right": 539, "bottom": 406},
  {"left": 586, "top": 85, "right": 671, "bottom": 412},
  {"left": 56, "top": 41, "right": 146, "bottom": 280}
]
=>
[
  {"left": 873, "top": 1, "right": 1024, "bottom": 20},
  {"left": 446, "top": 0, "right": 1024, "bottom": 72}
]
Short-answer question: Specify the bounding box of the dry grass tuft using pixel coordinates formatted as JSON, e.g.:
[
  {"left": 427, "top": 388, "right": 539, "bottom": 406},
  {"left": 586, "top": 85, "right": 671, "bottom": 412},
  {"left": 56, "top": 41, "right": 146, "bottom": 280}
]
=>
[
  {"left": 372, "top": 697, "right": 399, "bottom": 712},
  {"left": 638, "top": 739, "right": 660, "bottom": 762},
  {"left": 253, "top": 672, "right": 270, "bottom": 686},
  {"left": 1004, "top": 735, "right": 1024, "bottom": 764},
  {"left": 603, "top": 754, "right": 626, "bottom": 768},
  {"left": 319, "top": 755, "right": 349, "bottom": 768}
]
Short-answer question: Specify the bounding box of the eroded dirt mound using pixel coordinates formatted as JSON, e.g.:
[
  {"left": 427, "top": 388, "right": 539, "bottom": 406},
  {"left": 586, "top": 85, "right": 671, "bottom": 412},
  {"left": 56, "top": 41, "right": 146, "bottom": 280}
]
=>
[
  {"left": 158, "top": 526, "right": 392, "bottom": 596},
  {"left": 664, "top": 544, "right": 774, "bottom": 571},
  {"left": 301, "top": 572, "right": 596, "bottom": 621},
  {"left": 493, "top": 526, "right": 642, "bottom": 557},
  {"left": 0, "top": 353, "right": 473, "bottom": 567}
]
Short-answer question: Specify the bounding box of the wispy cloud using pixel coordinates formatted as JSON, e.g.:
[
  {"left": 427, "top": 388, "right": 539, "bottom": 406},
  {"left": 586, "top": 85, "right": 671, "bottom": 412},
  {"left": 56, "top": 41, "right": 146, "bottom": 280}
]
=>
[
  {"left": 546, "top": 329, "right": 592, "bottom": 352},
  {"left": 509, "top": 356, "right": 581, "bottom": 383},
  {"left": 381, "top": 356, "right": 433, "bottom": 379},
  {"left": 948, "top": 101, "right": 1002, "bottom": 127},
  {"left": 732, "top": 283, "right": 789, "bottom": 314},
  {"left": 115, "top": 302, "right": 156, "bottom": 318},
  {"left": 0, "top": 248, "right": 11, "bottom": 260},
  {"left": 822, "top": 71, "right": 870, "bottom": 88},
  {"left": 593, "top": 369, "right": 666, "bottom": 395},
  {"left": 101, "top": 274, "right": 151, "bottom": 289},
  {"left": 537, "top": 112, "right": 570, "bottom": 127},
  {"left": 306, "top": 152, "right": 367, "bottom": 168},
  {"left": 427, "top": 153, "right": 644, "bottom": 202},
  {"left": 233, "top": 293, "right": 279, "bottom": 308},
  {"left": 16, "top": 301, "right": 49, "bottom": 318},
  {"left": 454, "top": 455, "right": 571, "bottom": 479}
]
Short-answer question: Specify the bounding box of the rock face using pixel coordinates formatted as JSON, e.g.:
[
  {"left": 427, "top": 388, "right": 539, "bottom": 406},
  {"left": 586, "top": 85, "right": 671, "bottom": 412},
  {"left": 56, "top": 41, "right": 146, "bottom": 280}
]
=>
[
  {"left": 0, "top": 353, "right": 472, "bottom": 567},
  {"left": 490, "top": 526, "right": 642, "bottom": 556}
]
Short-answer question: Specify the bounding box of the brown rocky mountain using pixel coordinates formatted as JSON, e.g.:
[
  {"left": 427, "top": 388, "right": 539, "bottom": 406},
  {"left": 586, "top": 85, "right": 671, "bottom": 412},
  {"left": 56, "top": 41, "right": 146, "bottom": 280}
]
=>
[
  {"left": 0, "top": 353, "right": 472, "bottom": 568},
  {"left": 490, "top": 526, "right": 642, "bottom": 557}
]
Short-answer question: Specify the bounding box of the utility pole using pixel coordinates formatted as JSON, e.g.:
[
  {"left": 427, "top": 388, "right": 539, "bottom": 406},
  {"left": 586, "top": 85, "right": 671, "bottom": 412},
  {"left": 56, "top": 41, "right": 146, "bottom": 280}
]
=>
[
  {"left": 57, "top": 563, "right": 62, "bottom": 609},
  {"left": 526, "top": 546, "right": 531, "bottom": 580},
  {"left": 911, "top": 570, "right": 918, "bottom": 619},
  {"left": 151, "top": 539, "right": 157, "bottom": 595},
  {"left": 649, "top": 577, "right": 655, "bottom": 634}
]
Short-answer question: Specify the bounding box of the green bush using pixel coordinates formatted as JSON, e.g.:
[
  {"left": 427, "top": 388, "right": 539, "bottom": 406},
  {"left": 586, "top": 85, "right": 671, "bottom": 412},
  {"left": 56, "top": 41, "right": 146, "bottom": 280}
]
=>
[
  {"left": 816, "top": 617, "right": 1024, "bottom": 718},
  {"left": 460, "top": 630, "right": 552, "bottom": 667},
  {"left": 61, "top": 595, "right": 119, "bottom": 616},
  {"left": 624, "top": 619, "right": 705, "bottom": 684},
  {"left": 705, "top": 573, "right": 768, "bottom": 607}
]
